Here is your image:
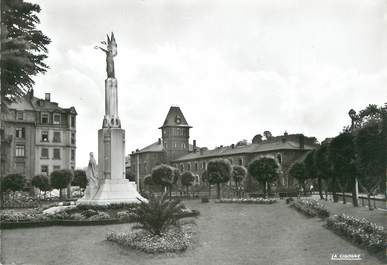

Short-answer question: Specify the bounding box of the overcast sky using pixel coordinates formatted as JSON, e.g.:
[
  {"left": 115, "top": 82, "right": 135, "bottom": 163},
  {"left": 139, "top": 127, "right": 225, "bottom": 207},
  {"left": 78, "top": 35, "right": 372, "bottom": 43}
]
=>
[{"left": 31, "top": 0, "right": 386, "bottom": 168}]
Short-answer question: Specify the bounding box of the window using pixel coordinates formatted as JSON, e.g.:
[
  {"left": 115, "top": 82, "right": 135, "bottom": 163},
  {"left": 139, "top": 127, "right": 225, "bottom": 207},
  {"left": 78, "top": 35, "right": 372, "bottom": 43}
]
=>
[
  {"left": 15, "top": 128, "right": 25, "bottom": 139},
  {"left": 41, "top": 148, "right": 49, "bottom": 159},
  {"left": 144, "top": 162, "right": 147, "bottom": 173},
  {"left": 53, "top": 148, "right": 61, "bottom": 159},
  {"left": 53, "top": 113, "right": 61, "bottom": 124},
  {"left": 182, "top": 143, "right": 186, "bottom": 149},
  {"left": 16, "top": 111, "right": 24, "bottom": 120},
  {"left": 187, "top": 163, "right": 191, "bottom": 171},
  {"left": 53, "top": 132, "right": 61, "bottom": 143},
  {"left": 163, "top": 129, "right": 167, "bottom": 136},
  {"left": 238, "top": 158, "right": 243, "bottom": 165},
  {"left": 71, "top": 132, "right": 76, "bottom": 145},
  {"left": 15, "top": 144, "right": 25, "bottom": 157},
  {"left": 71, "top": 116, "right": 76, "bottom": 127},
  {"left": 180, "top": 164, "right": 184, "bottom": 171},
  {"left": 71, "top": 149, "right": 75, "bottom": 161},
  {"left": 41, "top": 131, "right": 49, "bottom": 142},
  {"left": 174, "top": 143, "right": 177, "bottom": 148},
  {"left": 41, "top": 113, "right": 49, "bottom": 124},
  {"left": 41, "top": 165, "right": 49, "bottom": 176},
  {"left": 277, "top": 153, "right": 282, "bottom": 165},
  {"left": 194, "top": 163, "right": 198, "bottom": 171},
  {"left": 202, "top": 162, "right": 206, "bottom": 169},
  {"left": 53, "top": 165, "right": 60, "bottom": 171}
]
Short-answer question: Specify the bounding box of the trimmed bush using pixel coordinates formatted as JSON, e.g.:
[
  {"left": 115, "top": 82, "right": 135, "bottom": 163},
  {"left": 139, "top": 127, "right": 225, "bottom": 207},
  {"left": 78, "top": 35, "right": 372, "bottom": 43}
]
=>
[
  {"left": 327, "top": 214, "right": 384, "bottom": 253},
  {"left": 88, "top": 211, "right": 110, "bottom": 221}
]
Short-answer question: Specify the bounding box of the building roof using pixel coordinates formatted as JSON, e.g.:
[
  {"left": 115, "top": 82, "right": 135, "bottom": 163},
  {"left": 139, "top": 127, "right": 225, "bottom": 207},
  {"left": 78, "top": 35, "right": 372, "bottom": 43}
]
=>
[
  {"left": 159, "top": 106, "right": 191, "bottom": 128},
  {"left": 172, "top": 140, "right": 315, "bottom": 162},
  {"left": 135, "top": 140, "right": 198, "bottom": 154}
]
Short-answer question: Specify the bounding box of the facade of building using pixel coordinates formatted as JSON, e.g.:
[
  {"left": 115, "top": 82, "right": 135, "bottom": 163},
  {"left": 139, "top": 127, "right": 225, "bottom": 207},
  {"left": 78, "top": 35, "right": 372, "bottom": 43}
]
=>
[
  {"left": 130, "top": 106, "right": 318, "bottom": 191},
  {"left": 0, "top": 90, "right": 77, "bottom": 186}
]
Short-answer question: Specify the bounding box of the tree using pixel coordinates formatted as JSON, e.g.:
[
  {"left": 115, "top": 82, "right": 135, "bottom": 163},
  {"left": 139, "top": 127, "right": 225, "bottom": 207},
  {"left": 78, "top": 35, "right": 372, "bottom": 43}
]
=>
[
  {"left": 329, "top": 132, "right": 358, "bottom": 205},
  {"left": 289, "top": 162, "right": 307, "bottom": 195},
  {"left": 181, "top": 171, "right": 195, "bottom": 198},
  {"left": 1, "top": 173, "right": 25, "bottom": 200},
  {"left": 31, "top": 174, "right": 50, "bottom": 198},
  {"left": 1, "top": 0, "right": 51, "bottom": 104},
  {"left": 151, "top": 164, "right": 178, "bottom": 196},
  {"left": 128, "top": 193, "right": 194, "bottom": 236},
  {"left": 315, "top": 142, "right": 336, "bottom": 201},
  {"left": 50, "top": 170, "right": 72, "bottom": 199},
  {"left": 304, "top": 150, "right": 322, "bottom": 199},
  {"left": 355, "top": 121, "right": 385, "bottom": 210},
  {"left": 263, "top": 131, "right": 272, "bottom": 140},
  {"left": 248, "top": 157, "right": 279, "bottom": 198},
  {"left": 231, "top": 165, "right": 247, "bottom": 198},
  {"left": 71, "top": 170, "right": 87, "bottom": 196},
  {"left": 207, "top": 159, "right": 232, "bottom": 199}
]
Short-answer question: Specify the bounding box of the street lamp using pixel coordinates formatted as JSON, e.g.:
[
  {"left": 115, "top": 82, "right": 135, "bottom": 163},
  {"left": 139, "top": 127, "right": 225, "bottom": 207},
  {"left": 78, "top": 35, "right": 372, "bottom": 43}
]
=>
[{"left": 348, "top": 109, "right": 359, "bottom": 207}]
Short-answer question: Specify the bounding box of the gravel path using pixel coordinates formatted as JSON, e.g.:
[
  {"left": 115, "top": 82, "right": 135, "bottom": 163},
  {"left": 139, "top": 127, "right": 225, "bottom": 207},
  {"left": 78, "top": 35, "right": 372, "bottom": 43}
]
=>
[{"left": 1, "top": 200, "right": 382, "bottom": 265}]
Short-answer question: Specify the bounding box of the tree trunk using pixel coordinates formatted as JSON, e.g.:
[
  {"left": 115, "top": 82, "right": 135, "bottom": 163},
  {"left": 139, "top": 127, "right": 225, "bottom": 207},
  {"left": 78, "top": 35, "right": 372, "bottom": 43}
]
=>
[
  {"left": 208, "top": 184, "right": 211, "bottom": 199},
  {"left": 303, "top": 183, "right": 306, "bottom": 196},
  {"left": 332, "top": 176, "right": 338, "bottom": 203},
  {"left": 235, "top": 181, "right": 238, "bottom": 198},
  {"left": 216, "top": 183, "right": 220, "bottom": 199},
  {"left": 67, "top": 184, "right": 71, "bottom": 200},
  {"left": 59, "top": 189, "right": 62, "bottom": 200},
  {"left": 367, "top": 193, "right": 372, "bottom": 210},
  {"left": 318, "top": 177, "right": 323, "bottom": 200},
  {"left": 342, "top": 191, "right": 346, "bottom": 204},
  {"left": 351, "top": 177, "right": 358, "bottom": 207},
  {"left": 186, "top": 186, "right": 189, "bottom": 199},
  {"left": 263, "top": 182, "right": 267, "bottom": 198},
  {"left": 373, "top": 195, "right": 376, "bottom": 209}
]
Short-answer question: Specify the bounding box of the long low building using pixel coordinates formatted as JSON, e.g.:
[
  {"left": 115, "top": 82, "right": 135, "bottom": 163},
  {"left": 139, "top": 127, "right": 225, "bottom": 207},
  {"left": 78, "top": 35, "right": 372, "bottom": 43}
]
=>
[{"left": 129, "top": 105, "right": 318, "bottom": 191}]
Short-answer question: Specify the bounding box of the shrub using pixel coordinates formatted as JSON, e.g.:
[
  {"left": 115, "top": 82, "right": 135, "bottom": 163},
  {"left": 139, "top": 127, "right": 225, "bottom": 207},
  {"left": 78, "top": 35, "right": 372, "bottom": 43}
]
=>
[
  {"left": 88, "top": 211, "right": 111, "bottom": 221},
  {"left": 71, "top": 170, "right": 88, "bottom": 189},
  {"left": 207, "top": 159, "right": 232, "bottom": 199},
  {"left": 327, "top": 214, "right": 384, "bottom": 253},
  {"left": 117, "top": 211, "right": 131, "bottom": 220},
  {"left": 31, "top": 175, "right": 51, "bottom": 194},
  {"left": 2, "top": 174, "right": 26, "bottom": 193},
  {"left": 128, "top": 193, "right": 195, "bottom": 236},
  {"left": 82, "top": 209, "right": 98, "bottom": 218},
  {"left": 290, "top": 199, "right": 330, "bottom": 218},
  {"left": 50, "top": 170, "right": 73, "bottom": 199}
]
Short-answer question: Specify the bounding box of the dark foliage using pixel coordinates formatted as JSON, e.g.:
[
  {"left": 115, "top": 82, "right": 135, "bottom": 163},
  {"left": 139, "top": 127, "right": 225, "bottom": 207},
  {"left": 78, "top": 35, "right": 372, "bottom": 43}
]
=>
[
  {"left": 1, "top": 173, "right": 26, "bottom": 192},
  {"left": 207, "top": 159, "right": 232, "bottom": 199},
  {"left": 71, "top": 170, "right": 88, "bottom": 189},
  {"left": 31, "top": 174, "right": 50, "bottom": 191},
  {"left": 248, "top": 157, "right": 279, "bottom": 198}
]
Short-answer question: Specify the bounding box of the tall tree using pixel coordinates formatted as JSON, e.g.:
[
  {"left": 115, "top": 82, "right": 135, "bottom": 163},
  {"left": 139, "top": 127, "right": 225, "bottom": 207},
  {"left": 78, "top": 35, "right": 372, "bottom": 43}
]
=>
[
  {"left": 1, "top": 0, "right": 51, "bottom": 104},
  {"left": 304, "top": 150, "right": 323, "bottom": 199},
  {"left": 231, "top": 165, "right": 247, "bottom": 198},
  {"left": 329, "top": 132, "right": 358, "bottom": 205},
  {"left": 289, "top": 162, "right": 307, "bottom": 195},
  {"left": 207, "top": 159, "right": 232, "bottom": 199},
  {"left": 315, "top": 142, "right": 336, "bottom": 201},
  {"left": 248, "top": 157, "right": 279, "bottom": 198},
  {"left": 71, "top": 170, "right": 88, "bottom": 196}
]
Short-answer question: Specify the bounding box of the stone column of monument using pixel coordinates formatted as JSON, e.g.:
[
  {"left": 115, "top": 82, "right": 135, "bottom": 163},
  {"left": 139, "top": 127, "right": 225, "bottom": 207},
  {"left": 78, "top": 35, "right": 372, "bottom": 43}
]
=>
[{"left": 78, "top": 33, "right": 145, "bottom": 205}]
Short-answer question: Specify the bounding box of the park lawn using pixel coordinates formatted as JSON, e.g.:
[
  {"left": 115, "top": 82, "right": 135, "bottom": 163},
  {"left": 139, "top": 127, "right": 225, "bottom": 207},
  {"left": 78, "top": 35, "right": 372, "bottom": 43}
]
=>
[{"left": 1, "top": 200, "right": 382, "bottom": 265}]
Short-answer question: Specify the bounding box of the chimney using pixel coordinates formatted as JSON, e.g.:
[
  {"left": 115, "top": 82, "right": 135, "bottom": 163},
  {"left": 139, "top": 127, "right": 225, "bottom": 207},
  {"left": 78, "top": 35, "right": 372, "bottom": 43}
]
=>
[
  {"left": 231, "top": 144, "right": 235, "bottom": 149},
  {"left": 45, "top": 93, "right": 51, "bottom": 101},
  {"left": 200, "top": 148, "right": 204, "bottom": 155},
  {"left": 158, "top": 138, "right": 161, "bottom": 144},
  {"left": 299, "top": 134, "right": 305, "bottom": 149},
  {"left": 282, "top": 131, "right": 288, "bottom": 143},
  {"left": 193, "top": 140, "right": 197, "bottom": 152}
]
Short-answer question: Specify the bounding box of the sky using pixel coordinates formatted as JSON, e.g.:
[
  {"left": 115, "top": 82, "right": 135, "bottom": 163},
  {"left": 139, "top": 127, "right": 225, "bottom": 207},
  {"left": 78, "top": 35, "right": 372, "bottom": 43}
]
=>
[{"left": 30, "top": 0, "right": 386, "bottom": 168}]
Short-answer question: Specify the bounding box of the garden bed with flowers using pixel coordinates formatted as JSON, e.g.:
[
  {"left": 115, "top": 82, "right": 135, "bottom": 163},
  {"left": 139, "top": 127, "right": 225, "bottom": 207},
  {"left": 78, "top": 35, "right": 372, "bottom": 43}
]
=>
[
  {"left": 214, "top": 198, "right": 277, "bottom": 204},
  {"left": 326, "top": 214, "right": 384, "bottom": 253},
  {"left": 107, "top": 226, "right": 194, "bottom": 253},
  {"left": 290, "top": 199, "right": 330, "bottom": 218}
]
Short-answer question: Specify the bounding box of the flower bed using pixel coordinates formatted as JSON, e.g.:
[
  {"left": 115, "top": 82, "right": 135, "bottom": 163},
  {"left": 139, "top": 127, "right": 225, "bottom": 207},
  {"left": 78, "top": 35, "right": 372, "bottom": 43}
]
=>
[
  {"left": 326, "top": 214, "right": 384, "bottom": 253},
  {"left": 214, "top": 198, "right": 277, "bottom": 204},
  {"left": 290, "top": 199, "right": 330, "bottom": 218},
  {"left": 106, "top": 228, "right": 193, "bottom": 253}
]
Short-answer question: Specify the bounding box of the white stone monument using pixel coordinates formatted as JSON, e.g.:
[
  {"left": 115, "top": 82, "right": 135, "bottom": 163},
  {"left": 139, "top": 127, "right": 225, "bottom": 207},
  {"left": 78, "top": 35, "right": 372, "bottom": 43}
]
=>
[{"left": 78, "top": 33, "right": 145, "bottom": 205}]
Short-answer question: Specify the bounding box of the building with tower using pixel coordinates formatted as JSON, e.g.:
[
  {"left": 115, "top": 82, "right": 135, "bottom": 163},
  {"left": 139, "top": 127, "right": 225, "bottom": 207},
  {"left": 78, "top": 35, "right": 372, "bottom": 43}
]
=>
[{"left": 129, "top": 105, "right": 318, "bottom": 191}]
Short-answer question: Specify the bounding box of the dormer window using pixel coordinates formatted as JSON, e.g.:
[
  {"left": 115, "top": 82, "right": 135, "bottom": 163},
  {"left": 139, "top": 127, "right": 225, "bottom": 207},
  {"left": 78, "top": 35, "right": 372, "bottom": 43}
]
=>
[{"left": 41, "top": 113, "right": 49, "bottom": 124}]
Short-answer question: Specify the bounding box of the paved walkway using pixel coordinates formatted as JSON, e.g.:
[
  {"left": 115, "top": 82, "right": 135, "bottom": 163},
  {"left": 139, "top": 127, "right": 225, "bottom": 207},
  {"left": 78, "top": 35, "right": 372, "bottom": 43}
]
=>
[{"left": 1, "top": 201, "right": 382, "bottom": 265}]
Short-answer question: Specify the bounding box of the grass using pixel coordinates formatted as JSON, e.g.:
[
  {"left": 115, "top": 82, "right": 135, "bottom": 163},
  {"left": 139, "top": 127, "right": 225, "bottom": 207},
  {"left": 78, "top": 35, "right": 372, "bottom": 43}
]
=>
[{"left": 2, "top": 200, "right": 383, "bottom": 265}]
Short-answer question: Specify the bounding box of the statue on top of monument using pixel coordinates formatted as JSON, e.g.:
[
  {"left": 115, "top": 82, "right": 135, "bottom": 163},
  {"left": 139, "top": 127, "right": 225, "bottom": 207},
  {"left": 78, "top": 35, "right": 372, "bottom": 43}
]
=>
[{"left": 95, "top": 32, "right": 117, "bottom": 78}]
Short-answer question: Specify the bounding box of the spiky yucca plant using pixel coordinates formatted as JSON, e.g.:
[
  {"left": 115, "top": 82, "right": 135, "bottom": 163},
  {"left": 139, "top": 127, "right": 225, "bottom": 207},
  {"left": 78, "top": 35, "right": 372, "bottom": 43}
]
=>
[{"left": 129, "top": 193, "right": 193, "bottom": 236}]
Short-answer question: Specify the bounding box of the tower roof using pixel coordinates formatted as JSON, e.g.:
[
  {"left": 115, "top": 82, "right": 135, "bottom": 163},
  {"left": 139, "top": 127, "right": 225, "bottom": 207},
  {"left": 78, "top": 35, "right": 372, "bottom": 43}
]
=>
[{"left": 159, "top": 106, "right": 192, "bottom": 128}]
